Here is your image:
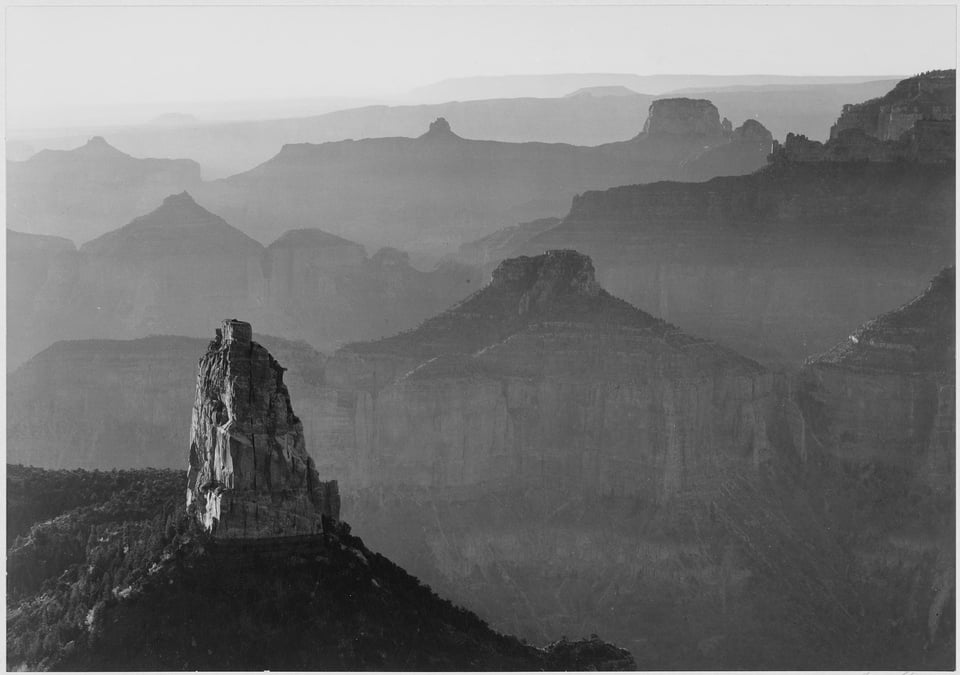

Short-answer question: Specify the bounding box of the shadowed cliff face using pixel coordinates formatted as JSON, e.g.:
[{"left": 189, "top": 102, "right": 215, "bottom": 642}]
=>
[
  {"left": 521, "top": 162, "right": 954, "bottom": 366},
  {"left": 6, "top": 137, "right": 201, "bottom": 243}
]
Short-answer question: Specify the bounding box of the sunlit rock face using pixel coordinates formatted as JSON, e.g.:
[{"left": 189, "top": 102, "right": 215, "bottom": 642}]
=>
[{"left": 187, "top": 319, "right": 339, "bottom": 538}]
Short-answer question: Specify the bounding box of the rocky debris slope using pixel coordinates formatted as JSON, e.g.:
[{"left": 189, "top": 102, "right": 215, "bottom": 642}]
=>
[
  {"left": 6, "top": 137, "right": 201, "bottom": 242},
  {"left": 187, "top": 320, "right": 339, "bottom": 538}
]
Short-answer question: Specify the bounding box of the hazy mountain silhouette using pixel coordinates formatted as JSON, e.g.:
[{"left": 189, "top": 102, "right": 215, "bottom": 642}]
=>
[
  {"left": 194, "top": 108, "right": 771, "bottom": 254},
  {"left": 408, "top": 73, "right": 900, "bottom": 101},
  {"left": 6, "top": 193, "right": 481, "bottom": 370},
  {"left": 6, "top": 138, "right": 201, "bottom": 243},
  {"left": 9, "top": 79, "right": 896, "bottom": 180}
]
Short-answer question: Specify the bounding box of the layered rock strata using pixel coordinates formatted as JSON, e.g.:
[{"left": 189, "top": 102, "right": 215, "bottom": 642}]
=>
[{"left": 186, "top": 319, "right": 339, "bottom": 538}]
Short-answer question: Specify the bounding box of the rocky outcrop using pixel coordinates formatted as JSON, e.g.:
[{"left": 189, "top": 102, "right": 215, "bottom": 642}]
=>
[
  {"left": 642, "top": 98, "right": 725, "bottom": 137},
  {"left": 6, "top": 137, "right": 201, "bottom": 243},
  {"left": 829, "top": 70, "right": 955, "bottom": 141},
  {"left": 187, "top": 319, "right": 339, "bottom": 538}
]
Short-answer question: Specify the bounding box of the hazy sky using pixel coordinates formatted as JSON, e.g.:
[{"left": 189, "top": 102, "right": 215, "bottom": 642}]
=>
[{"left": 5, "top": 3, "right": 957, "bottom": 129}]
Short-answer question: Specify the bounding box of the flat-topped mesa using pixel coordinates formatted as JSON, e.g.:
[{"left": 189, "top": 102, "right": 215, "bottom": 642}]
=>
[
  {"left": 186, "top": 319, "right": 339, "bottom": 538},
  {"left": 642, "top": 98, "right": 724, "bottom": 137},
  {"left": 490, "top": 249, "right": 600, "bottom": 313}
]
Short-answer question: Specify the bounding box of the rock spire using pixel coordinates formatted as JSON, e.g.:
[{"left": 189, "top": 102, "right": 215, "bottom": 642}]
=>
[{"left": 186, "top": 319, "right": 339, "bottom": 538}]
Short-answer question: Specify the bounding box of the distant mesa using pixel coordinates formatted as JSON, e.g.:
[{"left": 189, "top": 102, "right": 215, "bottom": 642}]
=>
[
  {"left": 187, "top": 319, "right": 340, "bottom": 538},
  {"left": 642, "top": 98, "right": 724, "bottom": 137},
  {"left": 565, "top": 85, "right": 640, "bottom": 98}
]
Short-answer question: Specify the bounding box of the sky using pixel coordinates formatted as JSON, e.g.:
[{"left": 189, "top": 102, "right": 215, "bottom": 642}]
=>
[{"left": 5, "top": 3, "right": 958, "bottom": 129}]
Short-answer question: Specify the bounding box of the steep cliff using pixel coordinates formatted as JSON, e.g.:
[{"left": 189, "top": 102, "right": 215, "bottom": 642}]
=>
[
  {"left": 186, "top": 320, "right": 340, "bottom": 538},
  {"left": 6, "top": 137, "right": 201, "bottom": 242},
  {"left": 524, "top": 161, "right": 954, "bottom": 364}
]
